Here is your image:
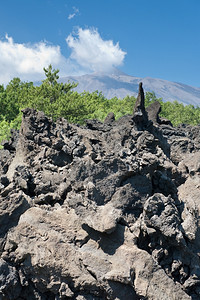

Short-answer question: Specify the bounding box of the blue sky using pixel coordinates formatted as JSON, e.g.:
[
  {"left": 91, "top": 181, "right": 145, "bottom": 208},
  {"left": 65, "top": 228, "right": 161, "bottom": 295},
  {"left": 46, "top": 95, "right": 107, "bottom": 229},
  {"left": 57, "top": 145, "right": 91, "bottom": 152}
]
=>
[{"left": 0, "top": 0, "right": 200, "bottom": 87}]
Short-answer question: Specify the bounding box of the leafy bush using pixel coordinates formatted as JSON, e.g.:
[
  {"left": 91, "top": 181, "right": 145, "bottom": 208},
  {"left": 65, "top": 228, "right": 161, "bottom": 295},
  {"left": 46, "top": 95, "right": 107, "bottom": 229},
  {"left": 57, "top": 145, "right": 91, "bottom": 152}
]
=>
[{"left": 0, "top": 65, "right": 200, "bottom": 147}]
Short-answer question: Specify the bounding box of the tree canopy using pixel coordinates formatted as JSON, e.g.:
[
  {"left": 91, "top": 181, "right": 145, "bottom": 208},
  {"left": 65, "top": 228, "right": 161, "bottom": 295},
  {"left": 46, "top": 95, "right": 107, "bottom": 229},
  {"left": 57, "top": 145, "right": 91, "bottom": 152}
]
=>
[{"left": 1, "top": 65, "right": 200, "bottom": 147}]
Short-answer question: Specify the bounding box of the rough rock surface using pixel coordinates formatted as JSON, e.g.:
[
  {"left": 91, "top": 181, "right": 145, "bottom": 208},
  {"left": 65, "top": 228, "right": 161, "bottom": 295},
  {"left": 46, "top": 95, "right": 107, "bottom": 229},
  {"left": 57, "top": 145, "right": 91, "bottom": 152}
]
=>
[
  {"left": 0, "top": 84, "right": 200, "bottom": 299},
  {"left": 146, "top": 101, "right": 161, "bottom": 124},
  {"left": 133, "top": 82, "right": 148, "bottom": 129}
]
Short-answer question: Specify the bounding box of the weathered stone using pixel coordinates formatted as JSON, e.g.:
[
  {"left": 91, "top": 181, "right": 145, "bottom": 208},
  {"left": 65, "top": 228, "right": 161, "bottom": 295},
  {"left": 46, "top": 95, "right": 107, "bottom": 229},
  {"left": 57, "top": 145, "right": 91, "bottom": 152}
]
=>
[
  {"left": 0, "top": 259, "right": 21, "bottom": 299},
  {"left": 160, "top": 117, "right": 173, "bottom": 126},
  {"left": 146, "top": 100, "right": 161, "bottom": 123},
  {"left": 0, "top": 104, "right": 199, "bottom": 299},
  {"left": 0, "top": 190, "right": 31, "bottom": 238},
  {"left": 133, "top": 82, "right": 148, "bottom": 128},
  {"left": 143, "top": 193, "right": 185, "bottom": 244},
  {"left": 104, "top": 112, "right": 115, "bottom": 124}
]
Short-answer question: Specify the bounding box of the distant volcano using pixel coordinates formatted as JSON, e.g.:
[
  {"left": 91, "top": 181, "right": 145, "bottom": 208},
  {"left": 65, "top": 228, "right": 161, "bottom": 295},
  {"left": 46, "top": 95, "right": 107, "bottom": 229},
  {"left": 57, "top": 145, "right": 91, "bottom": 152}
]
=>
[{"left": 58, "top": 69, "right": 200, "bottom": 106}]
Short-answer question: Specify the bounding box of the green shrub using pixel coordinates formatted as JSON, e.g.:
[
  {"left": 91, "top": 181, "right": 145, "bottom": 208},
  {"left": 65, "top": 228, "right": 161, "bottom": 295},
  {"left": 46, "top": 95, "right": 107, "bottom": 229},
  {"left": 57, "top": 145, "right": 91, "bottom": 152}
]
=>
[{"left": 1, "top": 66, "right": 200, "bottom": 148}]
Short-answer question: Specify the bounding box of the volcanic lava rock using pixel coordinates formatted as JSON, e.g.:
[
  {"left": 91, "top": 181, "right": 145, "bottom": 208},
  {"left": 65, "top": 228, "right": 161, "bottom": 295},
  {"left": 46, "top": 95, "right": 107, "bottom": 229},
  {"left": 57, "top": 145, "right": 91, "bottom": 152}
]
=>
[
  {"left": 0, "top": 84, "right": 200, "bottom": 299},
  {"left": 133, "top": 82, "right": 148, "bottom": 129},
  {"left": 146, "top": 101, "right": 161, "bottom": 124}
]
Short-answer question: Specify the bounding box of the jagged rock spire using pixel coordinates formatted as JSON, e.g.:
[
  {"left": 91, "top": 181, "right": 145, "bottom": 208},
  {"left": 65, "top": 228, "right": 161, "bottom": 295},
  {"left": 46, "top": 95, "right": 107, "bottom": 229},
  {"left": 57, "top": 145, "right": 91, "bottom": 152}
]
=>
[
  {"left": 133, "top": 82, "right": 148, "bottom": 127},
  {"left": 134, "top": 82, "right": 145, "bottom": 112}
]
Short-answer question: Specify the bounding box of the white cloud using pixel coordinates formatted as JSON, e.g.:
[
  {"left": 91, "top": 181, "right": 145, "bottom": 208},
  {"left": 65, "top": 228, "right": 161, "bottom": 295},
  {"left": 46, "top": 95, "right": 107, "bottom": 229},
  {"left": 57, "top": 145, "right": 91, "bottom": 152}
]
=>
[
  {"left": 0, "top": 28, "right": 127, "bottom": 84},
  {"left": 0, "top": 35, "right": 76, "bottom": 84},
  {"left": 68, "top": 7, "right": 79, "bottom": 20},
  {"left": 66, "top": 28, "right": 126, "bottom": 73}
]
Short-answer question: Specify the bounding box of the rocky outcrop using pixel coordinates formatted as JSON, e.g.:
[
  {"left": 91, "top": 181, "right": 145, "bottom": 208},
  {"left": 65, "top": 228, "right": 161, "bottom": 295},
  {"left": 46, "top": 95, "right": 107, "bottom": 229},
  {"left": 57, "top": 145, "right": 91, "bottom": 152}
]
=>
[
  {"left": 133, "top": 82, "right": 148, "bottom": 129},
  {"left": 0, "top": 84, "right": 200, "bottom": 299},
  {"left": 146, "top": 101, "right": 161, "bottom": 124}
]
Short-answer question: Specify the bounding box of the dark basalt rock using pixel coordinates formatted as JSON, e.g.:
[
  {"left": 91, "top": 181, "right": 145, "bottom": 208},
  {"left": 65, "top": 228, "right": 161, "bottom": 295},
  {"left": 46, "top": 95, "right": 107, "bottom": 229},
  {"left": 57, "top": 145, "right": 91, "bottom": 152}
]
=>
[
  {"left": 104, "top": 112, "right": 115, "bottom": 124},
  {"left": 0, "top": 84, "right": 199, "bottom": 300},
  {"left": 133, "top": 82, "right": 148, "bottom": 129},
  {"left": 146, "top": 100, "right": 161, "bottom": 124}
]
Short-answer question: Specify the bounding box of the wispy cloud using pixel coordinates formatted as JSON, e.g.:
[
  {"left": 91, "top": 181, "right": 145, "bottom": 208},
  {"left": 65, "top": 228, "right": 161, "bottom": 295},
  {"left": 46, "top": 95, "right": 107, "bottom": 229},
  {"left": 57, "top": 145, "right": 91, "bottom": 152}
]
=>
[
  {"left": 68, "top": 7, "right": 79, "bottom": 20},
  {"left": 66, "top": 28, "right": 126, "bottom": 73},
  {"left": 0, "top": 28, "right": 126, "bottom": 84}
]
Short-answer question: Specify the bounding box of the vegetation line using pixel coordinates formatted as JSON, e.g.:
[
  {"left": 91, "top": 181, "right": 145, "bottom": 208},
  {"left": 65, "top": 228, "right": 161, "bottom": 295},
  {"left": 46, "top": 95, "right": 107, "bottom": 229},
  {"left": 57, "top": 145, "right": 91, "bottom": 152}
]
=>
[{"left": 1, "top": 65, "right": 200, "bottom": 146}]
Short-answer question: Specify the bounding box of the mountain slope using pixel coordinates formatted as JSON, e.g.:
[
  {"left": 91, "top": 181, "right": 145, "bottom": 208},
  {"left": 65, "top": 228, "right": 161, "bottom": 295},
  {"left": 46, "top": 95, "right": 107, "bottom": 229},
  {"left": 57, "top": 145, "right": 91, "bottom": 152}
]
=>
[{"left": 59, "top": 71, "right": 200, "bottom": 106}]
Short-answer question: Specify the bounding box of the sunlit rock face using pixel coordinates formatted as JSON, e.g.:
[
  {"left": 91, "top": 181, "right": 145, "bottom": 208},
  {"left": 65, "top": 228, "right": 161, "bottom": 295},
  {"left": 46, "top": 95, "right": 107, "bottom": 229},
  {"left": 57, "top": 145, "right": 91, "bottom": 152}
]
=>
[{"left": 0, "top": 85, "right": 200, "bottom": 300}]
